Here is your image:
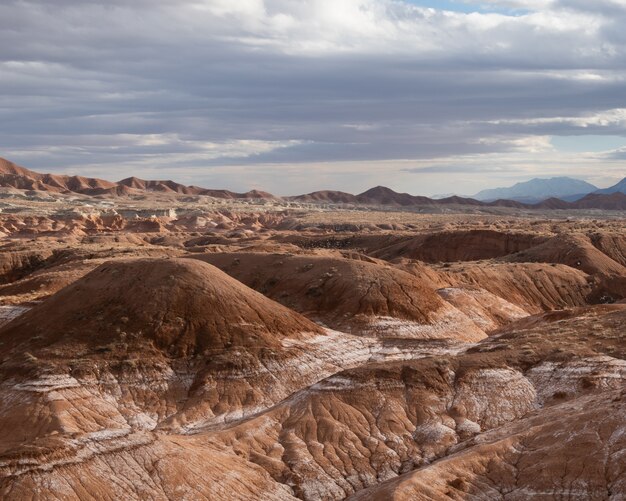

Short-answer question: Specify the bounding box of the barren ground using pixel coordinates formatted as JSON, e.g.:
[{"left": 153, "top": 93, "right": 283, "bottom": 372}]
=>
[{"left": 0, "top": 191, "right": 624, "bottom": 500}]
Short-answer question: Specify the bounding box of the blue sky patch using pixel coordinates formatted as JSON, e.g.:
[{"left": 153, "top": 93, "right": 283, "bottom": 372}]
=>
[
  {"left": 403, "top": 0, "right": 530, "bottom": 15},
  {"left": 551, "top": 135, "right": 626, "bottom": 153}
]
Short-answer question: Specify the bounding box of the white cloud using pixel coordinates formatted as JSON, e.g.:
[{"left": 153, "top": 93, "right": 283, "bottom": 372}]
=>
[
  {"left": 485, "top": 108, "right": 626, "bottom": 128},
  {"left": 471, "top": 0, "right": 555, "bottom": 10},
  {"left": 476, "top": 135, "right": 554, "bottom": 152}
]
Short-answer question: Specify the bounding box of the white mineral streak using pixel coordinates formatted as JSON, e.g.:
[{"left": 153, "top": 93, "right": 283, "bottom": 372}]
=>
[
  {"left": 451, "top": 368, "right": 538, "bottom": 429},
  {"left": 362, "top": 306, "right": 487, "bottom": 341},
  {"left": 527, "top": 356, "right": 626, "bottom": 404},
  {"left": 0, "top": 305, "right": 30, "bottom": 327},
  {"left": 437, "top": 287, "right": 528, "bottom": 330}
]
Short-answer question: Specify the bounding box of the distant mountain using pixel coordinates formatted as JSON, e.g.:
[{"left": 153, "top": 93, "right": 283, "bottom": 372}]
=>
[
  {"left": 287, "top": 190, "right": 358, "bottom": 204},
  {"left": 1, "top": 156, "right": 624, "bottom": 210},
  {"left": 0, "top": 157, "right": 276, "bottom": 200},
  {"left": 571, "top": 192, "right": 626, "bottom": 210},
  {"left": 118, "top": 176, "right": 277, "bottom": 199},
  {"left": 473, "top": 177, "right": 598, "bottom": 203},
  {"left": 0, "top": 157, "right": 117, "bottom": 195},
  {"left": 355, "top": 186, "right": 434, "bottom": 206},
  {"left": 533, "top": 197, "right": 572, "bottom": 210},
  {"left": 594, "top": 177, "right": 626, "bottom": 195},
  {"left": 431, "top": 193, "right": 463, "bottom": 200},
  {"left": 438, "top": 195, "right": 486, "bottom": 206},
  {"left": 559, "top": 193, "right": 592, "bottom": 202},
  {"left": 118, "top": 176, "right": 203, "bottom": 195}
]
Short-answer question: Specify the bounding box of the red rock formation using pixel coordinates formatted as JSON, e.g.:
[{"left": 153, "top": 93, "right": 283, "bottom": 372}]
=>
[
  {"left": 372, "top": 230, "right": 547, "bottom": 263},
  {"left": 191, "top": 252, "right": 486, "bottom": 341}
]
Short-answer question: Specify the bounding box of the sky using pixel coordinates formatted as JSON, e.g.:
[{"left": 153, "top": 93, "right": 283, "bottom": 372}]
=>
[{"left": 1, "top": 0, "right": 625, "bottom": 196}]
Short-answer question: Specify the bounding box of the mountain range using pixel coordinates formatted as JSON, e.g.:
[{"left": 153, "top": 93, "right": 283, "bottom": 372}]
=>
[
  {"left": 1, "top": 157, "right": 625, "bottom": 210},
  {"left": 0, "top": 158, "right": 275, "bottom": 199},
  {"left": 595, "top": 177, "right": 626, "bottom": 196},
  {"left": 473, "top": 177, "right": 599, "bottom": 203},
  {"left": 471, "top": 175, "right": 626, "bottom": 203}
]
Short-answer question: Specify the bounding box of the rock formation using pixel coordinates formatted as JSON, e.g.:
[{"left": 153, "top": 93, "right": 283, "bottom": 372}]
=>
[{"left": 0, "top": 185, "right": 624, "bottom": 500}]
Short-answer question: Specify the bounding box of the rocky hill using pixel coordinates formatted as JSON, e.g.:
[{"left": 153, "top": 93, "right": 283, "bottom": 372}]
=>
[
  {"left": 0, "top": 158, "right": 273, "bottom": 200},
  {"left": 594, "top": 176, "right": 626, "bottom": 195},
  {"left": 2, "top": 157, "right": 624, "bottom": 209}
]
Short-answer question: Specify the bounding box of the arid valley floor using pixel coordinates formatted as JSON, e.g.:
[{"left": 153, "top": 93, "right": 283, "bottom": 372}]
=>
[{"left": 0, "top": 172, "right": 625, "bottom": 499}]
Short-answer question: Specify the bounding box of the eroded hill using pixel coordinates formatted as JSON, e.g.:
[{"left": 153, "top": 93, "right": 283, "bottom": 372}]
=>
[{"left": 0, "top": 198, "right": 624, "bottom": 500}]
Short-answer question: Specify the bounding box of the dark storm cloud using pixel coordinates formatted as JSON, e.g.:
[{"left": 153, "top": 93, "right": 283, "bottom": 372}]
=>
[{"left": 1, "top": 0, "right": 625, "bottom": 193}]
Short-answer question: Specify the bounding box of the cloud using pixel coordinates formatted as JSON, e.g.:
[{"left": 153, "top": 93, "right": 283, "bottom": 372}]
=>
[
  {"left": 485, "top": 108, "right": 626, "bottom": 128},
  {"left": 403, "top": 164, "right": 510, "bottom": 173},
  {"left": 603, "top": 146, "right": 626, "bottom": 160},
  {"left": 0, "top": 0, "right": 625, "bottom": 194}
]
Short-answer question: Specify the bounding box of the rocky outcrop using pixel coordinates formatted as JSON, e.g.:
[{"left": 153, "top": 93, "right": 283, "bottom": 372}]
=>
[
  {"left": 370, "top": 230, "right": 547, "bottom": 263},
  {"left": 351, "top": 389, "right": 625, "bottom": 500},
  {"left": 191, "top": 252, "right": 487, "bottom": 341},
  {"left": 506, "top": 233, "right": 626, "bottom": 276},
  {"left": 210, "top": 306, "right": 626, "bottom": 500}
]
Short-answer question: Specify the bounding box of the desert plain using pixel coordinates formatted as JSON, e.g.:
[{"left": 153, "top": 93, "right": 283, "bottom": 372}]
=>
[{"left": 0, "top": 160, "right": 625, "bottom": 500}]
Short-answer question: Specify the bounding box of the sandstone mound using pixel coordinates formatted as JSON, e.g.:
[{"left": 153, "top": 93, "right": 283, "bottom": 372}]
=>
[
  {"left": 273, "top": 232, "right": 405, "bottom": 254},
  {"left": 431, "top": 262, "right": 594, "bottom": 313},
  {"left": 0, "top": 243, "right": 181, "bottom": 304},
  {"left": 589, "top": 231, "right": 626, "bottom": 267},
  {"left": 0, "top": 258, "right": 321, "bottom": 358},
  {"left": 371, "top": 230, "right": 546, "bottom": 263},
  {"left": 506, "top": 233, "right": 626, "bottom": 276},
  {"left": 0, "top": 259, "right": 98, "bottom": 303},
  {"left": 191, "top": 252, "right": 486, "bottom": 341},
  {"left": 0, "top": 258, "right": 382, "bottom": 451}
]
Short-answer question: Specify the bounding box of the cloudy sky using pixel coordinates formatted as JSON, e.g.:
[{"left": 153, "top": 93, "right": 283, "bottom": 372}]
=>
[{"left": 1, "top": 0, "right": 625, "bottom": 195}]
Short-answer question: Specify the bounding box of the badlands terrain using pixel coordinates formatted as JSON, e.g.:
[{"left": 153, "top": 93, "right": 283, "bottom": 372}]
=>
[{"left": 0, "top": 158, "right": 625, "bottom": 500}]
